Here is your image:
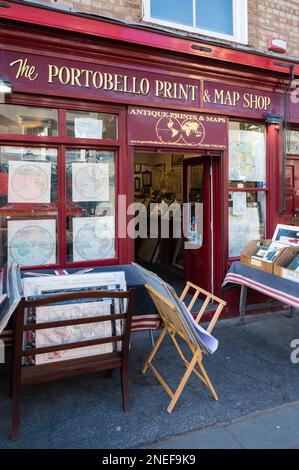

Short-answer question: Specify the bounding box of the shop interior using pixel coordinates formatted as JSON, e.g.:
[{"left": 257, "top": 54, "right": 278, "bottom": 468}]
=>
[{"left": 134, "top": 151, "right": 204, "bottom": 293}]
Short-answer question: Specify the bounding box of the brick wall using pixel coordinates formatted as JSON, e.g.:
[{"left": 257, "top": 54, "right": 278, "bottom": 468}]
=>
[
  {"left": 248, "top": 0, "right": 299, "bottom": 58},
  {"left": 22, "top": 0, "right": 299, "bottom": 58},
  {"left": 32, "top": 0, "right": 142, "bottom": 21}
]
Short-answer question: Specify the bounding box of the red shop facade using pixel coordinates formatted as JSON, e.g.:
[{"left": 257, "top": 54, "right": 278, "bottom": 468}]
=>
[{"left": 1, "top": 1, "right": 299, "bottom": 316}]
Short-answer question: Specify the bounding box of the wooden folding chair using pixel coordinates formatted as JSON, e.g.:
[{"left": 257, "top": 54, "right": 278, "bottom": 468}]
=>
[
  {"left": 141, "top": 282, "right": 226, "bottom": 413},
  {"left": 10, "top": 288, "right": 135, "bottom": 440}
]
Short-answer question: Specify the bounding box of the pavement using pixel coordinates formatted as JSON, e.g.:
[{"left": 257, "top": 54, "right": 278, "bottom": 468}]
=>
[
  {"left": 0, "top": 309, "right": 298, "bottom": 448},
  {"left": 148, "top": 401, "right": 299, "bottom": 449}
]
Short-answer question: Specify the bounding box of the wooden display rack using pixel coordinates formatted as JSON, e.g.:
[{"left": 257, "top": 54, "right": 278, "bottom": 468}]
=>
[{"left": 10, "top": 288, "right": 135, "bottom": 440}]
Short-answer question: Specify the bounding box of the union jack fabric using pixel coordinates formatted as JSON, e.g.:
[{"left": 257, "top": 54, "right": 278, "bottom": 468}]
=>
[{"left": 223, "top": 262, "right": 299, "bottom": 310}]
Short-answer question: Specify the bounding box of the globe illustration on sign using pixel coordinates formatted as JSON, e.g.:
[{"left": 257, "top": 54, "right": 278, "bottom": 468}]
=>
[
  {"left": 75, "top": 220, "right": 114, "bottom": 260},
  {"left": 10, "top": 226, "right": 55, "bottom": 266},
  {"left": 12, "top": 164, "right": 49, "bottom": 201},
  {"left": 156, "top": 117, "right": 182, "bottom": 144},
  {"left": 181, "top": 119, "right": 205, "bottom": 145}
]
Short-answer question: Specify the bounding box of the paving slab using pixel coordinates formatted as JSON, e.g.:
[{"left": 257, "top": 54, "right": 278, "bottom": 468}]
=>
[{"left": 151, "top": 427, "right": 243, "bottom": 449}]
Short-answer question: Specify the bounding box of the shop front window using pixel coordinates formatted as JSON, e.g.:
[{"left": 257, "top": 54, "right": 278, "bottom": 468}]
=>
[
  {"left": 228, "top": 122, "right": 267, "bottom": 258},
  {"left": 229, "top": 122, "right": 266, "bottom": 188},
  {"left": 287, "top": 130, "right": 299, "bottom": 155},
  {"left": 65, "top": 149, "right": 116, "bottom": 262},
  {"left": 66, "top": 111, "right": 118, "bottom": 140},
  {"left": 0, "top": 146, "right": 58, "bottom": 267},
  {"left": 228, "top": 191, "right": 266, "bottom": 258},
  {"left": 0, "top": 104, "right": 58, "bottom": 136},
  {"left": 0, "top": 102, "right": 120, "bottom": 269}
]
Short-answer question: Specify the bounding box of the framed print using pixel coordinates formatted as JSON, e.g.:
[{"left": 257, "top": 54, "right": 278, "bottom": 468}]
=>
[
  {"left": 22, "top": 271, "right": 127, "bottom": 364},
  {"left": 142, "top": 170, "right": 152, "bottom": 187},
  {"left": 272, "top": 224, "right": 299, "bottom": 246},
  {"left": 152, "top": 165, "right": 165, "bottom": 190},
  {"left": 166, "top": 168, "right": 182, "bottom": 193},
  {"left": 287, "top": 254, "right": 299, "bottom": 272},
  {"left": 23, "top": 271, "right": 127, "bottom": 297},
  {"left": 191, "top": 165, "right": 203, "bottom": 189},
  {"left": 263, "top": 241, "right": 288, "bottom": 263},
  {"left": 172, "top": 154, "right": 184, "bottom": 167},
  {"left": 8, "top": 161, "right": 51, "bottom": 203},
  {"left": 7, "top": 219, "right": 56, "bottom": 267},
  {"left": 134, "top": 176, "right": 141, "bottom": 192},
  {"left": 134, "top": 163, "right": 141, "bottom": 174},
  {"left": 73, "top": 216, "right": 115, "bottom": 261},
  {"left": 72, "top": 162, "right": 109, "bottom": 202}
]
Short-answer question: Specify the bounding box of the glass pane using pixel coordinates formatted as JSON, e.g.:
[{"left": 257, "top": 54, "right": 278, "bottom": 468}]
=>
[
  {"left": 66, "top": 149, "right": 116, "bottom": 262},
  {"left": 0, "top": 104, "right": 58, "bottom": 136},
  {"left": 287, "top": 130, "right": 299, "bottom": 154},
  {"left": 150, "top": 0, "right": 193, "bottom": 26},
  {"left": 188, "top": 164, "right": 204, "bottom": 202},
  {"left": 229, "top": 191, "right": 266, "bottom": 258},
  {"left": 66, "top": 111, "right": 118, "bottom": 140},
  {"left": 187, "top": 163, "right": 204, "bottom": 243},
  {"left": 0, "top": 146, "right": 58, "bottom": 267},
  {"left": 229, "top": 122, "right": 266, "bottom": 188},
  {"left": 196, "top": 0, "right": 233, "bottom": 35}
]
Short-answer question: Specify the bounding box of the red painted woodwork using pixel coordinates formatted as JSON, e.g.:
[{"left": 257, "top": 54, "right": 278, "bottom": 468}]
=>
[
  {"left": 183, "top": 156, "right": 212, "bottom": 293},
  {"left": 1, "top": 0, "right": 298, "bottom": 77},
  {"left": 283, "top": 157, "right": 299, "bottom": 225},
  {"left": 0, "top": 97, "right": 130, "bottom": 271},
  {"left": 0, "top": 3, "right": 297, "bottom": 313}
]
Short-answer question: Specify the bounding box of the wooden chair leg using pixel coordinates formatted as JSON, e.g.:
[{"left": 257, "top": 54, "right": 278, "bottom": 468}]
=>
[
  {"left": 141, "top": 327, "right": 167, "bottom": 375},
  {"left": 105, "top": 369, "right": 113, "bottom": 379},
  {"left": 167, "top": 352, "right": 199, "bottom": 414},
  {"left": 197, "top": 360, "right": 219, "bottom": 401},
  {"left": 120, "top": 365, "right": 130, "bottom": 412},
  {"left": 9, "top": 355, "right": 14, "bottom": 399},
  {"left": 11, "top": 379, "right": 21, "bottom": 440}
]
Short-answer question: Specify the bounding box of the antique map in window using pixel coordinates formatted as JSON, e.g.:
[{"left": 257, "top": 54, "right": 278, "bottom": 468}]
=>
[
  {"left": 73, "top": 216, "right": 115, "bottom": 261},
  {"left": 72, "top": 163, "right": 109, "bottom": 202},
  {"left": 7, "top": 219, "right": 56, "bottom": 266},
  {"left": 8, "top": 161, "right": 51, "bottom": 203}
]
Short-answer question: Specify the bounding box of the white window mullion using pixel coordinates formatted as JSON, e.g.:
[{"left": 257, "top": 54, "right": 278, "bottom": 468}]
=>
[
  {"left": 193, "top": 0, "right": 196, "bottom": 28},
  {"left": 233, "top": 0, "right": 248, "bottom": 44}
]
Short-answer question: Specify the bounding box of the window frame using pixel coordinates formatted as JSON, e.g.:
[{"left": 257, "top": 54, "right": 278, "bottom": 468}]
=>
[
  {"left": 142, "top": 0, "right": 248, "bottom": 44},
  {"left": 0, "top": 97, "right": 126, "bottom": 270},
  {"left": 227, "top": 119, "right": 269, "bottom": 261}
]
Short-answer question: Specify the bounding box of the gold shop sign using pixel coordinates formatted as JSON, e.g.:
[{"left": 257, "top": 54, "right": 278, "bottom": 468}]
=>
[
  {"left": 128, "top": 107, "right": 228, "bottom": 149},
  {"left": 1, "top": 51, "right": 200, "bottom": 107},
  {"left": 203, "top": 81, "right": 283, "bottom": 118}
]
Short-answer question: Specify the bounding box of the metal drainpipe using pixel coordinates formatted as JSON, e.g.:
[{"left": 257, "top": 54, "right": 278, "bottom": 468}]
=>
[
  {"left": 274, "top": 64, "right": 295, "bottom": 216},
  {"left": 281, "top": 90, "right": 288, "bottom": 215}
]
